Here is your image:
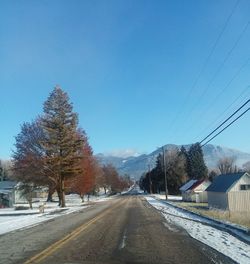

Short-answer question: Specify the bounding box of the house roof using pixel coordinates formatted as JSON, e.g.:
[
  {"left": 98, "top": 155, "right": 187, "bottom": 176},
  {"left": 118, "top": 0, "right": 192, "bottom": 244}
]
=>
[
  {"left": 0, "top": 181, "right": 17, "bottom": 190},
  {"left": 206, "top": 172, "right": 247, "bottom": 193},
  {"left": 179, "top": 179, "right": 197, "bottom": 192},
  {"left": 189, "top": 179, "right": 207, "bottom": 191},
  {"left": 180, "top": 179, "right": 210, "bottom": 192}
]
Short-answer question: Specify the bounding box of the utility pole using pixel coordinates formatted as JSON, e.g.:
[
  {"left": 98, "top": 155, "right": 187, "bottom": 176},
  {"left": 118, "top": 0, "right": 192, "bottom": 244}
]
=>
[
  {"left": 148, "top": 164, "right": 153, "bottom": 194},
  {"left": 162, "top": 146, "right": 168, "bottom": 200}
]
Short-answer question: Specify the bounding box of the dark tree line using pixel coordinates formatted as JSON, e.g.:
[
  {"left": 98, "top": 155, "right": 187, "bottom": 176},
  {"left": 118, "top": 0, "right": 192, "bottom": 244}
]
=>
[{"left": 139, "top": 143, "right": 208, "bottom": 194}]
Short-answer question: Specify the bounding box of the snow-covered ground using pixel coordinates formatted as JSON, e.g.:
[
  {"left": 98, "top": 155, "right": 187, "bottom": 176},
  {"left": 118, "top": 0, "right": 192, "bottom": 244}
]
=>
[
  {"left": 153, "top": 194, "right": 182, "bottom": 201},
  {"left": 145, "top": 196, "right": 250, "bottom": 264},
  {"left": 0, "top": 194, "right": 114, "bottom": 236},
  {"left": 0, "top": 185, "right": 136, "bottom": 237}
]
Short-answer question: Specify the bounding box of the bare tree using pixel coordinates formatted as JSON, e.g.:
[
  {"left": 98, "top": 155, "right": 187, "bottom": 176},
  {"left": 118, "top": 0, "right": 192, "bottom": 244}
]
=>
[
  {"left": 164, "top": 148, "right": 188, "bottom": 194},
  {"left": 217, "top": 156, "right": 238, "bottom": 174},
  {"left": 243, "top": 161, "right": 250, "bottom": 173}
]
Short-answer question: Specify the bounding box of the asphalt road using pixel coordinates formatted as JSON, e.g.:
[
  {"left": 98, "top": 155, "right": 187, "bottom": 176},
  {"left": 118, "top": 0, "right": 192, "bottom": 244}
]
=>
[{"left": 0, "top": 192, "right": 235, "bottom": 264}]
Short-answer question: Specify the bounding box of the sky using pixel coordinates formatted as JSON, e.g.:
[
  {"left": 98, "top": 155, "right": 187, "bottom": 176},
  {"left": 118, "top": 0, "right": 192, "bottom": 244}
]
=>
[{"left": 1, "top": 0, "right": 250, "bottom": 159}]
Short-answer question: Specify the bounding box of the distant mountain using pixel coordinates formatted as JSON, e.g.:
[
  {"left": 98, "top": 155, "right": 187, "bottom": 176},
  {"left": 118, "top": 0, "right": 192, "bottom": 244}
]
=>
[{"left": 96, "top": 144, "right": 250, "bottom": 180}]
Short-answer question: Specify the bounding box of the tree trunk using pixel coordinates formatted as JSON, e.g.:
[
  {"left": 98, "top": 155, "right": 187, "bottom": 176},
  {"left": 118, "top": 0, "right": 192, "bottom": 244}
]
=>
[
  {"left": 47, "top": 187, "right": 54, "bottom": 202},
  {"left": 80, "top": 194, "right": 84, "bottom": 203},
  {"left": 28, "top": 200, "right": 33, "bottom": 209},
  {"left": 61, "top": 179, "right": 66, "bottom": 207},
  {"left": 57, "top": 188, "right": 61, "bottom": 207},
  {"left": 28, "top": 191, "right": 33, "bottom": 209},
  {"left": 28, "top": 195, "right": 33, "bottom": 209}
]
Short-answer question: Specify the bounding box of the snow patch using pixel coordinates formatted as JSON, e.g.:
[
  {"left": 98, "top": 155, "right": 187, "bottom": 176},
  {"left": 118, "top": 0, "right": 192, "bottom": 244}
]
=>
[
  {"left": 145, "top": 196, "right": 250, "bottom": 264},
  {"left": 0, "top": 194, "right": 114, "bottom": 235}
]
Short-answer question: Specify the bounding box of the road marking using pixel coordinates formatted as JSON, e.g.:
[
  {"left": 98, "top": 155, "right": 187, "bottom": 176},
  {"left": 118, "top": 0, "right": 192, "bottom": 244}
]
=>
[
  {"left": 24, "top": 199, "right": 126, "bottom": 264},
  {"left": 119, "top": 229, "right": 127, "bottom": 250}
]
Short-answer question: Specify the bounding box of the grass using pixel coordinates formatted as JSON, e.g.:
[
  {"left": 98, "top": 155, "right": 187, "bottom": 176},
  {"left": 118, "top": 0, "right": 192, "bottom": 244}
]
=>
[{"left": 174, "top": 201, "right": 250, "bottom": 229}]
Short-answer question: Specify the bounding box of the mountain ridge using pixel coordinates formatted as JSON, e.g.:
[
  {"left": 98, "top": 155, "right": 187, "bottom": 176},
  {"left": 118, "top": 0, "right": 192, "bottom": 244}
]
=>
[{"left": 96, "top": 144, "right": 250, "bottom": 179}]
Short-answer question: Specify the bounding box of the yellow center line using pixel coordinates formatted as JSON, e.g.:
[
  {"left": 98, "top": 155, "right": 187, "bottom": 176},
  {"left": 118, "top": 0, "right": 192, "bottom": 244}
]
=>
[{"left": 24, "top": 198, "right": 126, "bottom": 264}]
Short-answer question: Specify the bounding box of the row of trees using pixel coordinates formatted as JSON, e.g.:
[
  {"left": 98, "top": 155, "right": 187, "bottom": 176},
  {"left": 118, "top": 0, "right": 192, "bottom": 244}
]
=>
[
  {"left": 11, "top": 87, "right": 131, "bottom": 207},
  {"left": 207, "top": 157, "right": 250, "bottom": 181},
  {"left": 140, "top": 143, "right": 250, "bottom": 195},
  {"left": 139, "top": 143, "right": 208, "bottom": 194}
]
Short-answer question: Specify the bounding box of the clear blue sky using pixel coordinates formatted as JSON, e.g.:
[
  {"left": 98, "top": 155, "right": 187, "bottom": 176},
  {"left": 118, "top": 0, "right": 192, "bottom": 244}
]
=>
[{"left": 1, "top": 0, "right": 250, "bottom": 159}]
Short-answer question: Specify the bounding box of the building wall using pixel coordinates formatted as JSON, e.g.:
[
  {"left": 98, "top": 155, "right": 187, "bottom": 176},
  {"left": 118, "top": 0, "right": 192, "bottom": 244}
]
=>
[
  {"left": 182, "top": 191, "right": 208, "bottom": 203},
  {"left": 182, "top": 192, "right": 192, "bottom": 202},
  {"left": 196, "top": 191, "right": 208, "bottom": 203},
  {"left": 228, "top": 191, "right": 250, "bottom": 212},
  {"left": 207, "top": 192, "right": 228, "bottom": 210},
  {"left": 230, "top": 173, "right": 250, "bottom": 192}
]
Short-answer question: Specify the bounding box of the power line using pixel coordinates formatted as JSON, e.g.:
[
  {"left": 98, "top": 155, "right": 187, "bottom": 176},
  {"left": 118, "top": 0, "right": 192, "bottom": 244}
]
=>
[
  {"left": 166, "top": 0, "right": 240, "bottom": 141},
  {"left": 201, "top": 106, "right": 250, "bottom": 147},
  {"left": 199, "top": 99, "right": 249, "bottom": 144},
  {"left": 193, "top": 58, "right": 250, "bottom": 139},
  {"left": 181, "top": 17, "right": 250, "bottom": 141},
  {"left": 187, "top": 0, "right": 241, "bottom": 101},
  {"left": 194, "top": 85, "right": 250, "bottom": 141},
  {"left": 184, "top": 19, "right": 250, "bottom": 128}
]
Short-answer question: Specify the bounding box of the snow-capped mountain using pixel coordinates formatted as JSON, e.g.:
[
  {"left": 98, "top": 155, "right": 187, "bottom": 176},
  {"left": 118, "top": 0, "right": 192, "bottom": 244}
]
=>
[{"left": 96, "top": 144, "right": 250, "bottom": 180}]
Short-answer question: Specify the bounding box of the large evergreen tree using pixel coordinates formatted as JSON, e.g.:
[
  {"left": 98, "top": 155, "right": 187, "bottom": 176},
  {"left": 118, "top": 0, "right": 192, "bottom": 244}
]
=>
[
  {"left": 187, "top": 143, "right": 208, "bottom": 179},
  {"left": 42, "top": 86, "right": 83, "bottom": 207}
]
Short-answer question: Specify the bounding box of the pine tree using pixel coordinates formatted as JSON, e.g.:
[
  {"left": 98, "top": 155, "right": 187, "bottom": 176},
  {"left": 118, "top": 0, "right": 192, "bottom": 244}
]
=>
[
  {"left": 187, "top": 143, "right": 208, "bottom": 179},
  {"left": 42, "top": 86, "right": 83, "bottom": 207},
  {"left": 180, "top": 146, "right": 190, "bottom": 180}
]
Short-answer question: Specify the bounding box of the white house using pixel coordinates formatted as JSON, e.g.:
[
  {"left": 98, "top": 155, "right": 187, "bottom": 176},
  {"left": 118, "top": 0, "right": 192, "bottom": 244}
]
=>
[
  {"left": 180, "top": 179, "right": 211, "bottom": 203},
  {"left": 0, "top": 181, "right": 17, "bottom": 207},
  {"left": 206, "top": 172, "right": 250, "bottom": 212},
  {"left": 0, "top": 181, "right": 48, "bottom": 207}
]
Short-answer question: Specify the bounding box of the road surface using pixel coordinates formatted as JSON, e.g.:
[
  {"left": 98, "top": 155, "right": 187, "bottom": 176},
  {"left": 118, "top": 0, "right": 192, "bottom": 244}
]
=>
[{"left": 0, "top": 191, "right": 235, "bottom": 264}]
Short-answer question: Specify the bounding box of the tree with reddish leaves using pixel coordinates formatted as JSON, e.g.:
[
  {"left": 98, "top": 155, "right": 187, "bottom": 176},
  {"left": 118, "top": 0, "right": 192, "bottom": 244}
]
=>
[
  {"left": 12, "top": 118, "right": 50, "bottom": 208},
  {"left": 69, "top": 130, "right": 99, "bottom": 202},
  {"left": 101, "top": 164, "right": 131, "bottom": 194}
]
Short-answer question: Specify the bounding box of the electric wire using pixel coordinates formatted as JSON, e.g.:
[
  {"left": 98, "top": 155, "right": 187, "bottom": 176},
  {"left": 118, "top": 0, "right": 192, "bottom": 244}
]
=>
[
  {"left": 201, "top": 106, "right": 250, "bottom": 146},
  {"left": 194, "top": 85, "right": 250, "bottom": 141},
  {"left": 166, "top": 0, "right": 240, "bottom": 141},
  {"left": 184, "top": 19, "right": 250, "bottom": 126},
  {"left": 193, "top": 57, "right": 250, "bottom": 139},
  {"left": 180, "top": 19, "right": 250, "bottom": 143},
  {"left": 199, "top": 98, "right": 250, "bottom": 144}
]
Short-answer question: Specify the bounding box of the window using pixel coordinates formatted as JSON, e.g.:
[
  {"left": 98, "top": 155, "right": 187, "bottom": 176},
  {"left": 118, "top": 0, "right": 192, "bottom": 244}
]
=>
[{"left": 240, "top": 184, "right": 250, "bottom": 190}]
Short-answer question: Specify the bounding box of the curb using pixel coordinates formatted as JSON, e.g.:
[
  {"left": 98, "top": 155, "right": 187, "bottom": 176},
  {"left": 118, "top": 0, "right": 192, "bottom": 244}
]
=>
[{"left": 0, "top": 212, "right": 40, "bottom": 216}]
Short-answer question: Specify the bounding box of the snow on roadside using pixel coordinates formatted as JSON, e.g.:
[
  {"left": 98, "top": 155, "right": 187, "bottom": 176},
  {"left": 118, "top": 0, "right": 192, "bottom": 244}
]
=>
[
  {"left": 0, "top": 194, "right": 115, "bottom": 236},
  {"left": 0, "top": 205, "right": 90, "bottom": 235},
  {"left": 153, "top": 194, "right": 182, "bottom": 201},
  {"left": 145, "top": 196, "right": 250, "bottom": 264}
]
